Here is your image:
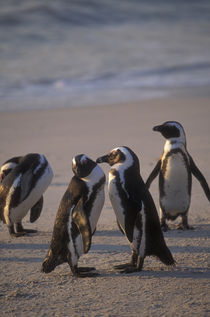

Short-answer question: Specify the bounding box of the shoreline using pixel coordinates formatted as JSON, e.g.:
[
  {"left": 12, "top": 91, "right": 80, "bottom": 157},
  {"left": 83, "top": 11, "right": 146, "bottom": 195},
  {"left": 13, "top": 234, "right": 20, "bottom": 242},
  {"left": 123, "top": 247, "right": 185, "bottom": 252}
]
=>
[{"left": 1, "top": 85, "right": 210, "bottom": 113}]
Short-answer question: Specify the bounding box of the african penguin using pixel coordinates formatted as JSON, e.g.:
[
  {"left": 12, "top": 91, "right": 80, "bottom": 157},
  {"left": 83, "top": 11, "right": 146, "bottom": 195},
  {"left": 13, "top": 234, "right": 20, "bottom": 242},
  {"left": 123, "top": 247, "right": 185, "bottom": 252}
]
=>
[
  {"left": 96, "top": 146, "right": 175, "bottom": 273},
  {"left": 41, "top": 154, "right": 105, "bottom": 278},
  {"left": 146, "top": 121, "right": 210, "bottom": 231},
  {"left": 0, "top": 153, "right": 53, "bottom": 237},
  {"left": 0, "top": 156, "right": 21, "bottom": 182}
]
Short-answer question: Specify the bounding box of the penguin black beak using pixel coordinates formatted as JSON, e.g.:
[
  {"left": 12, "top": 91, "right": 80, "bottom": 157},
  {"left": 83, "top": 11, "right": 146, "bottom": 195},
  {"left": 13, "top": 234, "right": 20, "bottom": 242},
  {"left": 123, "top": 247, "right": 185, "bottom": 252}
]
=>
[
  {"left": 96, "top": 155, "right": 109, "bottom": 164},
  {"left": 153, "top": 125, "right": 162, "bottom": 132}
]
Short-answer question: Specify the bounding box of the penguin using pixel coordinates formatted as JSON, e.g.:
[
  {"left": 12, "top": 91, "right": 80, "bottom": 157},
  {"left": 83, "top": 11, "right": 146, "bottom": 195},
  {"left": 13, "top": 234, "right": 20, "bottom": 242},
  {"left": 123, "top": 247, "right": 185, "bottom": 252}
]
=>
[
  {"left": 96, "top": 146, "right": 175, "bottom": 273},
  {"left": 0, "top": 156, "right": 21, "bottom": 182},
  {"left": 0, "top": 153, "right": 53, "bottom": 237},
  {"left": 146, "top": 121, "right": 210, "bottom": 231},
  {"left": 41, "top": 154, "right": 105, "bottom": 278}
]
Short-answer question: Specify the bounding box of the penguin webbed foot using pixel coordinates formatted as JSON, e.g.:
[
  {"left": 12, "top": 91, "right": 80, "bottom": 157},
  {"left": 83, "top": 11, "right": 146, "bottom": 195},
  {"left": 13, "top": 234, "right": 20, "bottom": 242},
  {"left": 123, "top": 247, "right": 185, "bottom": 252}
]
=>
[
  {"left": 114, "top": 263, "right": 142, "bottom": 274},
  {"left": 114, "top": 252, "right": 138, "bottom": 271},
  {"left": 114, "top": 256, "right": 144, "bottom": 274},
  {"left": 177, "top": 215, "right": 194, "bottom": 230},
  {"left": 73, "top": 266, "right": 99, "bottom": 278},
  {"left": 10, "top": 231, "right": 27, "bottom": 237},
  {"left": 20, "top": 228, "right": 37, "bottom": 233},
  {"left": 176, "top": 223, "right": 194, "bottom": 230},
  {"left": 75, "top": 272, "right": 99, "bottom": 278},
  {"left": 114, "top": 263, "right": 136, "bottom": 273},
  {"left": 15, "top": 223, "right": 37, "bottom": 234},
  {"left": 78, "top": 266, "right": 96, "bottom": 273},
  {"left": 114, "top": 263, "right": 134, "bottom": 270},
  {"left": 8, "top": 225, "right": 26, "bottom": 237},
  {"left": 120, "top": 267, "right": 142, "bottom": 274}
]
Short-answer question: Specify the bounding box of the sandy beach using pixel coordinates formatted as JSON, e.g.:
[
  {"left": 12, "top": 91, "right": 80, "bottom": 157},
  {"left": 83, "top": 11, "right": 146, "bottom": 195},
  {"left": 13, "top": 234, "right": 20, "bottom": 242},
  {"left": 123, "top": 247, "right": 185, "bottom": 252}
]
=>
[{"left": 0, "top": 97, "right": 210, "bottom": 316}]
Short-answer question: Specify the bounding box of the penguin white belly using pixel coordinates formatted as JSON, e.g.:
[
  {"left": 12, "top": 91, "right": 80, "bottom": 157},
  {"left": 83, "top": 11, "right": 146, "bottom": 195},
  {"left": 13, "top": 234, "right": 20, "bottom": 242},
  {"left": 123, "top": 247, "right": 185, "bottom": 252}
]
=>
[
  {"left": 89, "top": 187, "right": 105, "bottom": 233},
  {"left": 67, "top": 187, "right": 105, "bottom": 265},
  {"left": 161, "top": 154, "right": 190, "bottom": 215},
  {"left": 73, "top": 235, "right": 84, "bottom": 262},
  {"left": 108, "top": 177, "right": 125, "bottom": 230},
  {"left": 8, "top": 165, "right": 53, "bottom": 223},
  {"left": 68, "top": 211, "right": 84, "bottom": 265}
]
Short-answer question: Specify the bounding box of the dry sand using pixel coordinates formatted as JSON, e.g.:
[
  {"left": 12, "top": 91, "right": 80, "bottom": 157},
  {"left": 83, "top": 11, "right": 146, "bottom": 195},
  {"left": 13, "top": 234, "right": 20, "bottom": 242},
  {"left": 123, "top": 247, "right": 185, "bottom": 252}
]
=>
[{"left": 0, "top": 98, "right": 210, "bottom": 316}]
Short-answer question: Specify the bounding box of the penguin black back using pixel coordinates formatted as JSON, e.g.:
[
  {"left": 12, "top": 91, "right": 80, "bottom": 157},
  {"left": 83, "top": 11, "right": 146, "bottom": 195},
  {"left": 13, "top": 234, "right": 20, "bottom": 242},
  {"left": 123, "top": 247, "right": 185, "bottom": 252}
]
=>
[
  {"left": 41, "top": 154, "right": 105, "bottom": 277},
  {"left": 0, "top": 153, "right": 53, "bottom": 236},
  {"left": 97, "top": 146, "right": 175, "bottom": 273}
]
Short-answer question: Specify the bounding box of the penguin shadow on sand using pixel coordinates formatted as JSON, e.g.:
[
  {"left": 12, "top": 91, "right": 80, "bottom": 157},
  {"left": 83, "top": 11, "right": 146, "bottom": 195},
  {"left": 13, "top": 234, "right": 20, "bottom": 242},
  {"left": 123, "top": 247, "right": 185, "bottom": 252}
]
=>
[
  {"left": 161, "top": 223, "right": 210, "bottom": 239},
  {"left": 0, "top": 241, "right": 49, "bottom": 263},
  {"left": 90, "top": 226, "right": 210, "bottom": 279}
]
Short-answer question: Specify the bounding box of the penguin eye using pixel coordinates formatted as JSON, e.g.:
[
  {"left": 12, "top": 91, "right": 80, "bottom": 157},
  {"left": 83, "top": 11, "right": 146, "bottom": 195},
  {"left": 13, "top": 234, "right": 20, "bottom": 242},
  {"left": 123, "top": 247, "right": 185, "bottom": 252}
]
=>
[{"left": 110, "top": 151, "right": 117, "bottom": 159}]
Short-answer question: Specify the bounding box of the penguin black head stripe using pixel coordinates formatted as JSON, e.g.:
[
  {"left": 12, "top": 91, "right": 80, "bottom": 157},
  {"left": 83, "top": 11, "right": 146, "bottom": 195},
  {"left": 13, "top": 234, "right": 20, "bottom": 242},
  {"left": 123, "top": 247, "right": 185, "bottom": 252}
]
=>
[
  {"left": 153, "top": 121, "right": 186, "bottom": 146},
  {"left": 97, "top": 148, "right": 126, "bottom": 166},
  {"left": 41, "top": 154, "right": 105, "bottom": 278},
  {"left": 146, "top": 121, "right": 210, "bottom": 231},
  {"left": 97, "top": 146, "right": 175, "bottom": 273},
  {"left": 72, "top": 154, "right": 97, "bottom": 178},
  {"left": 97, "top": 146, "right": 140, "bottom": 171}
]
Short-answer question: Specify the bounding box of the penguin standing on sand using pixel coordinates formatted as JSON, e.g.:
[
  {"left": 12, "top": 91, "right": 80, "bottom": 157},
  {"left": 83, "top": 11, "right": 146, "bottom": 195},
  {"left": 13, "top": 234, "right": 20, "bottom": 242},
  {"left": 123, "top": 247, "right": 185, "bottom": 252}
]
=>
[
  {"left": 146, "top": 121, "right": 210, "bottom": 231},
  {"left": 96, "top": 146, "right": 175, "bottom": 273},
  {"left": 0, "top": 153, "right": 53, "bottom": 237},
  {"left": 41, "top": 154, "right": 105, "bottom": 278}
]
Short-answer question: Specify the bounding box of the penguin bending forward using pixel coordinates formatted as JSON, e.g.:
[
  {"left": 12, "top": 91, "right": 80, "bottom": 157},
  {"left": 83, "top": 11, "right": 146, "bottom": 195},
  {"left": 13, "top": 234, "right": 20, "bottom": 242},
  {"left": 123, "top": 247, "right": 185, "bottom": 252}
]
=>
[
  {"left": 0, "top": 154, "right": 53, "bottom": 237},
  {"left": 146, "top": 121, "right": 210, "bottom": 231},
  {"left": 0, "top": 156, "right": 21, "bottom": 182},
  {"left": 96, "top": 146, "right": 175, "bottom": 273},
  {"left": 41, "top": 155, "right": 105, "bottom": 278}
]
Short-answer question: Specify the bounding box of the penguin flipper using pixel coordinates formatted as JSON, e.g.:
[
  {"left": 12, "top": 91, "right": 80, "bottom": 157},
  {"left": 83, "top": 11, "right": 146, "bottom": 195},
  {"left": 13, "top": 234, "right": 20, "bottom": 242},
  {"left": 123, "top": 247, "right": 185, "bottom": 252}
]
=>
[
  {"left": 145, "top": 159, "right": 161, "bottom": 189},
  {"left": 72, "top": 198, "right": 92, "bottom": 254},
  {"left": 30, "top": 196, "right": 44, "bottom": 223},
  {"left": 124, "top": 189, "right": 142, "bottom": 243},
  {"left": 189, "top": 155, "right": 210, "bottom": 201}
]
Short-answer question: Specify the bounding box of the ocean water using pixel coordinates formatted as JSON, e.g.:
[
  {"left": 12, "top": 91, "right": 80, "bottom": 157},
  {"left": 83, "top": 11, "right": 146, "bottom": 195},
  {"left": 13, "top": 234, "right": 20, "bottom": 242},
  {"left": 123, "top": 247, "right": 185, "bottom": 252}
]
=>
[{"left": 0, "top": 0, "right": 210, "bottom": 112}]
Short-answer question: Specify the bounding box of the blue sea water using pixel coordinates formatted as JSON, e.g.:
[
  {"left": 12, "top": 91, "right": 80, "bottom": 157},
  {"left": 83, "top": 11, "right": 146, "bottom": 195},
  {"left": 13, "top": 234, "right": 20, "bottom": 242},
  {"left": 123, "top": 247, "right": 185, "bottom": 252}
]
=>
[{"left": 0, "top": 0, "right": 210, "bottom": 111}]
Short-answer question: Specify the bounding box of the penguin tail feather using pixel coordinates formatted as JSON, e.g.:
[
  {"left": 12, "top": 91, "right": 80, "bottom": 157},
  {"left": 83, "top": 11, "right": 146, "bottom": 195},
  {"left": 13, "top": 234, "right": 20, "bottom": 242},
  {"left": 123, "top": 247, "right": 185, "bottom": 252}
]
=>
[
  {"left": 155, "top": 245, "right": 176, "bottom": 267},
  {"left": 148, "top": 239, "right": 176, "bottom": 267}
]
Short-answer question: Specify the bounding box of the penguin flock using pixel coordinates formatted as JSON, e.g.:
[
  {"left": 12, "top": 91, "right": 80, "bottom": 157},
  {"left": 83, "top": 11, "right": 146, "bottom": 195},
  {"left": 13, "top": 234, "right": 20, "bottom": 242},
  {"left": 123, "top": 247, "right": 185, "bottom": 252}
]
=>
[{"left": 0, "top": 121, "right": 209, "bottom": 278}]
